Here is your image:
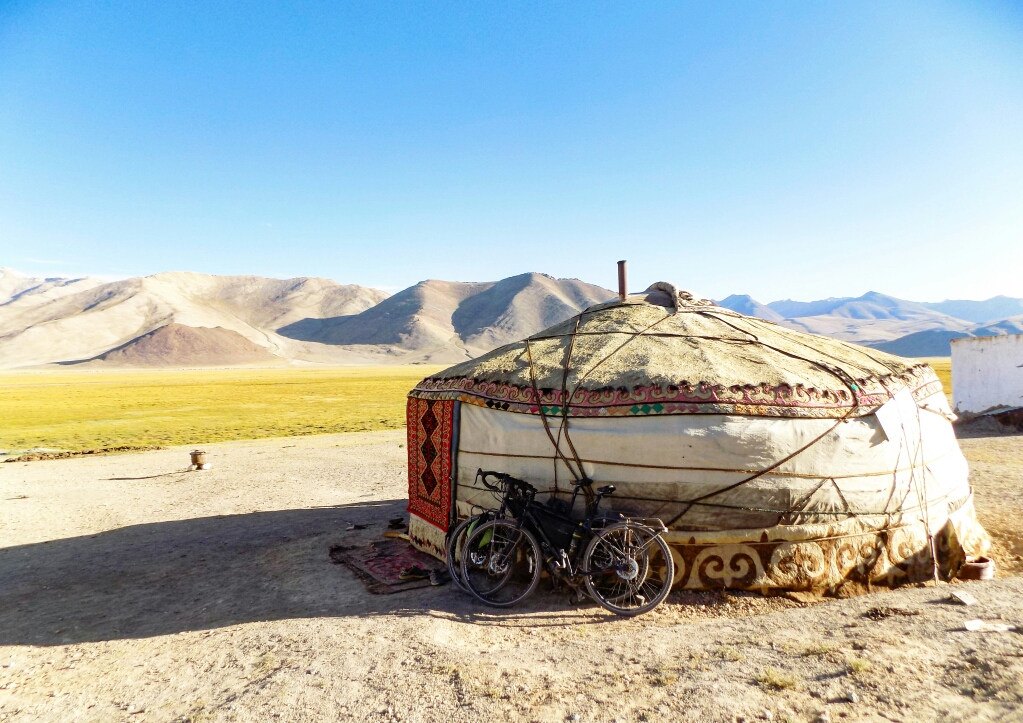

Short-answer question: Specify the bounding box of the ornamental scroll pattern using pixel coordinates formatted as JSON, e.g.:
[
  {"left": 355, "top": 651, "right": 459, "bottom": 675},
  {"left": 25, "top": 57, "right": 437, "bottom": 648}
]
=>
[
  {"left": 409, "top": 366, "right": 941, "bottom": 420},
  {"left": 662, "top": 509, "right": 985, "bottom": 591}
]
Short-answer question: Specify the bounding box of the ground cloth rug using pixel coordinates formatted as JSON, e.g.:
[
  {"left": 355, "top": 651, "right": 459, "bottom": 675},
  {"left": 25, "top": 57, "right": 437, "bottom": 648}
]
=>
[{"left": 329, "top": 539, "right": 444, "bottom": 594}]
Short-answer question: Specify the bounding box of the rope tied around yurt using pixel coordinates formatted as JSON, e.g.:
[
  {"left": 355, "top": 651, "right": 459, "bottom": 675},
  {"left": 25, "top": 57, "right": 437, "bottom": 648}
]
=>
[
  {"left": 661, "top": 309, "right": 868, "bottom": 527},
  {"left": 525, "top": 308, "right": 675, "bottom": 500},
  {"left": 465, "top": 286, "right": 943, "bottom": 533},
  {"left": 878, "top": 377, "right": 940, "bottom": 582},
  {"left": 540, "top": 297, "right": 883, "bottom": 527},
  {"left": 525, "top": 338, "right": 582, "bottom": 484},
  {"left": 553, "top": 300, "right": 870, "bottom": 526},
  {"left": 660, "top": 412, "right": 854, "bottom": 527},
  {"left": 555, "top": 317, "right": 586, "bottom": 478}
]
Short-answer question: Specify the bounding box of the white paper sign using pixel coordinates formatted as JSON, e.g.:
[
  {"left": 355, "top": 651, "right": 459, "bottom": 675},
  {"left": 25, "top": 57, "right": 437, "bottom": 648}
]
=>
[{"left": 875, "top": 388, "right": 923, "bottom": 462}]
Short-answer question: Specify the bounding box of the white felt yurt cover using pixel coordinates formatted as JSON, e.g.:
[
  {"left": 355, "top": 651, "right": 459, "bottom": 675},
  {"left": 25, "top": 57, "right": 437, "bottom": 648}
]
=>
[{"left": 405, "top": 285, "right": 989, "bottom": 591}]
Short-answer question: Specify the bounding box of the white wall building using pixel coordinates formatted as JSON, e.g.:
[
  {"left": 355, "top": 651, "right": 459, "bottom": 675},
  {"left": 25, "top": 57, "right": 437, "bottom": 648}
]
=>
[{"left": 951, "top": 334, "right": 1023, "bottom": 414}]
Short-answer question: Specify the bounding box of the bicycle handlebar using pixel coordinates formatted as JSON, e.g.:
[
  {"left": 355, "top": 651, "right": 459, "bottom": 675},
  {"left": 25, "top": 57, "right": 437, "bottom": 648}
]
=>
[{"left": 474, "top": 468, "right": 536, "bottom": 495}]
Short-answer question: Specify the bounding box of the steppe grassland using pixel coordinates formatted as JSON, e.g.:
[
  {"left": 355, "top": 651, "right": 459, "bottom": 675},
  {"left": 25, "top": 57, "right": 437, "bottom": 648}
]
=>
[
  {"left": 0, "top": 358, "right": 952, "bottom": 453},
  {"left": 0, "top": 366, "right": 444, "bottom": 452},
  {"left": 922, "top": 357, "right": 951, "bottom": 392}
]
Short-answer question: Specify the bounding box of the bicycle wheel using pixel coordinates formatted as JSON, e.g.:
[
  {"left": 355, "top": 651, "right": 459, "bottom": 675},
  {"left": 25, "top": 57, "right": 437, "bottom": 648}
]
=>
[
  {"left": 446, "top": 513, "right": 494, "bottom": 593},
  {"left": 461, "top": 520, "right": 542, "bottom": 607},
  {"left": 583, "top": 522, "right": 674, "bottom": 617}
]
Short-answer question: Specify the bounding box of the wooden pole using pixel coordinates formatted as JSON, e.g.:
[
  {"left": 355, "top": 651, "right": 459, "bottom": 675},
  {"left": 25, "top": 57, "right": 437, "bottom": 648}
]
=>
[{"left": 617, "top": 260, "right": 628, "bottom": 302}]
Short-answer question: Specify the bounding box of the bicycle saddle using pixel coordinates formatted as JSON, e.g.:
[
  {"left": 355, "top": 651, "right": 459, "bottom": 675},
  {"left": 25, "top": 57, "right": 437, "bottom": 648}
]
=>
[{"left": 597, "top": 485, "right": 616, "bottom": 496}]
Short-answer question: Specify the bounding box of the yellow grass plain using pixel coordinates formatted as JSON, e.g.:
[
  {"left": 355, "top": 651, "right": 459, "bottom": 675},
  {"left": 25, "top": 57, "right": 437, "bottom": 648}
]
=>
[
  {"left": 0, "top": 366, "right": 444, "bottom": 453},
  {"left": 921, "top": 357, "right": 951, "bottom": 401},
  {"left": 0, "top": 358, "right": 953, "bottom": 453}
]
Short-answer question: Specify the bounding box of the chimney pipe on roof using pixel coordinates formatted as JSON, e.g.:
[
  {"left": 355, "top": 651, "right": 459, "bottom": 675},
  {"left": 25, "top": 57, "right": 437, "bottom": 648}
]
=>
[{"left": 617, "top": 260, "right": 628, "bottom": 302}]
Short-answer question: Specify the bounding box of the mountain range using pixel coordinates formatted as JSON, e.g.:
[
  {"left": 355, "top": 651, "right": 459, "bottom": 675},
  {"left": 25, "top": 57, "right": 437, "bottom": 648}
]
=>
[
  {"left": 717, "top": 292, "right": 1023, "bottom": 356},
  {"left": 1, "top": 266, "right": 1021, "bottom": 368},
  {"left": 0, "top": 267, "right": 613, "bottom": 368}
]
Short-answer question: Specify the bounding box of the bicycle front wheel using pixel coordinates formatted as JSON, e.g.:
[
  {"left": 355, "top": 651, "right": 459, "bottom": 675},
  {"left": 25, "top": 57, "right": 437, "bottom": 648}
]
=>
[
  {"left": 461, "top": 520, "right": 542, "bottom": 607},
  {"left": 583, "top": 522, "right": 674, "bottom": 617},
  {"left": 446, "top": 513, "right": 494, "bottom": 593}
]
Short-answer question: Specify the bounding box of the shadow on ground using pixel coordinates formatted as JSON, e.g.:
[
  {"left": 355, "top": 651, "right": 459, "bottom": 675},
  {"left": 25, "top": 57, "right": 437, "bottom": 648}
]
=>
[
  {"left": 0, "top": 499, "right": 611, "bottom": 647},
  {"left": 955, "top": 418, "right": 1023, "bottom": 439}
]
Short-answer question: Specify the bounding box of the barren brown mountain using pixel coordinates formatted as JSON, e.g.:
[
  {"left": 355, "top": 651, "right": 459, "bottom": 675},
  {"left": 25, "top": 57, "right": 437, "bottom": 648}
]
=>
[
  {"left": 278, "top": 273, "right": 617, "bottom": 361},
  {"left": 0, "top": 270, "right": 388, "bottom": 368},
  {"left": 82, "top": 323, "right": 278, "bottom": 367}
]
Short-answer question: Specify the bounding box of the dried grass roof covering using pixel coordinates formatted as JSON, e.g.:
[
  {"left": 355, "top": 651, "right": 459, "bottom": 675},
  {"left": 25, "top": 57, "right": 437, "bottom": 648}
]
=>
[{"left": 410, "top": 287, "right": 937, "bottom": 419}]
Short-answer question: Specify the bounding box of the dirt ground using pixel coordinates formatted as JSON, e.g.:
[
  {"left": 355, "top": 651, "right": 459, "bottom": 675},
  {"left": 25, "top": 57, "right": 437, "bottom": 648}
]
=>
[{"left": 1, "top": 430, "right": 1022, "bottom": 723}]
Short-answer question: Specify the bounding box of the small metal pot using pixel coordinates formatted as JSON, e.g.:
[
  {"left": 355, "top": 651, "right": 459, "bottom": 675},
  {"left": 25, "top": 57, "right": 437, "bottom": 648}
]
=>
[{"left": 958, "top": 556, "right": 995, "bottom": 581}]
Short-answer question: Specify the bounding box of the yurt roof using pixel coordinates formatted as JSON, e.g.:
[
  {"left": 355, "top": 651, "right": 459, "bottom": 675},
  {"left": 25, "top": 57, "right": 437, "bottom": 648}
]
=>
[{"left": 409, "top": 284, "right": 939, "bottom": 419}]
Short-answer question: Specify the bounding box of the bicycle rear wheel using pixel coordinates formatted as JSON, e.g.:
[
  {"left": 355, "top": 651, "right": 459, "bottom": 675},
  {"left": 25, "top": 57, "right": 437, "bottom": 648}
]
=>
[
  {"left": 583, "top": 522, "right": 674, "bottom": 617},
  {"left": 446, "top": 513, "right": 494, "bottom": 593},
  {"left": 461, "top": 520, "right": 542, "bottom": 607}
]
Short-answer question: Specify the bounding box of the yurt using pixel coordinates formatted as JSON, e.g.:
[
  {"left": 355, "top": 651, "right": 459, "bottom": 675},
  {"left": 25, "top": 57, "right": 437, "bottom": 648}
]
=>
[{"left": 405, "top": 282, "right": 990, "bottom": 592}]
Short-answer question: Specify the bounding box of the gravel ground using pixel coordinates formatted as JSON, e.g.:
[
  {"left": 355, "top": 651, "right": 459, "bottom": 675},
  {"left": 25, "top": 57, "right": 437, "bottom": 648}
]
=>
[{"left": 1, "top": 431, "right": 1021, "bottom": 723}]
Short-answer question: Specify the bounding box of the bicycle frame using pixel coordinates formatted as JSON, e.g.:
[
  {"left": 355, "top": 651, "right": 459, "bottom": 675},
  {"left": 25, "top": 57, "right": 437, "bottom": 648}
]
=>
[
  {"left": 505, "top": 485, "right": 617, "bottom": 579},
  {"left": 471, "top": 468, "right": 667, "bottom": 582},
  {"left": 461, "top": 470, "right": 676, "bottom": 616}
]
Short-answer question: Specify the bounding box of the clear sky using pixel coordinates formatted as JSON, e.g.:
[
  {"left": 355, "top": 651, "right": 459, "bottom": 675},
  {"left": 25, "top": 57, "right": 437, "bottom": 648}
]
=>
[{"left": 1, "top": 2, "right": 1022, "bottom": 302}]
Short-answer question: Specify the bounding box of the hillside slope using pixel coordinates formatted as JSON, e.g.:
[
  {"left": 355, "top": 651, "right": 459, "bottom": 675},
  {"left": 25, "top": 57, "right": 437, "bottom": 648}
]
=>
[
  {"left": 867, "top": 330, "right": 973, "bottom": 357},
  {"left": 921, "top": 296, "right": 1023, "bottom": 323},
  {"left": 0, "top": 267, "right": 105, "bottom": 308},
  {"left": 278, "top": 273, "right": 616, "bottom": 362},
  {"left": 0, "top": 271, "right": 387, "bottom": 368},
  {"left": 774, "top": 292, "right": 972, "bottom": 344},
  {"left": 0, "top": 269, "right": 614, "bottom": 368},
  {"left": 81, "top": 323, "right": 279, "bottom": 367},
  {"left": 715, "top": 294, "right": 784, "bottom": 321},
  {"left": 868, "top": 315, "right": 1023, "bottom": 357}
]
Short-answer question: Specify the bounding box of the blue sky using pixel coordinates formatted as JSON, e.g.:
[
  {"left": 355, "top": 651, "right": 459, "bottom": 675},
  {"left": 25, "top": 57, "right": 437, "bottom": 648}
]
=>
[{"left": 1, "top": 1, "right": 1021, "bottom": 302}]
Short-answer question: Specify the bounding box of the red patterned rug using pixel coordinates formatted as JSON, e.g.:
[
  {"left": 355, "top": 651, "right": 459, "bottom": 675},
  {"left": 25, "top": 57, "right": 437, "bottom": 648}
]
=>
[
  {"left": 406, "top": 397, "right": 455, "bottom": 534},
  {"left": 329, "top": 539, "right": 445, "bottom": 595}
]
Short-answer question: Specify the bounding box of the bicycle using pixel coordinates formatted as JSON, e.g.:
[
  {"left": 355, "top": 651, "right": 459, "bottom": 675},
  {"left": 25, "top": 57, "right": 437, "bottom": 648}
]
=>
[
  {"left": 458, "top": 469, "right": 675, "bottom": 617},
  {"left": 445, "top": 468, "right": 518, "bottom": 592}
]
